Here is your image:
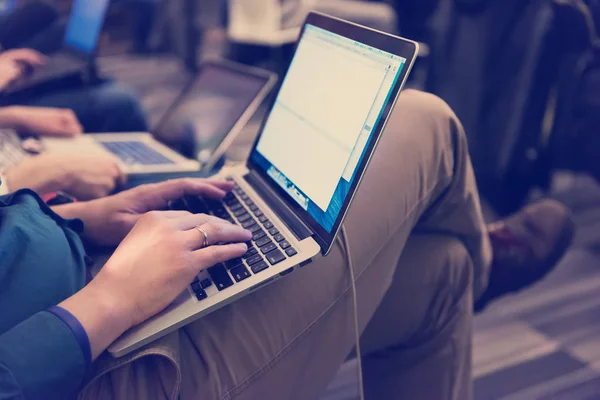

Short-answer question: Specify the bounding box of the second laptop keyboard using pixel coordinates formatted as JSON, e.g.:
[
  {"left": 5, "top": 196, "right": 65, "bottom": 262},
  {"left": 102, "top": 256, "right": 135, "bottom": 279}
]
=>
[{"left": 101, "top": 141, "right": 175, "bottom": 166}]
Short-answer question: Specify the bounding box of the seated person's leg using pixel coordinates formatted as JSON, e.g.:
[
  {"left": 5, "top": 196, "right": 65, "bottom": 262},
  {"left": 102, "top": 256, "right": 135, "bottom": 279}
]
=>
[
  {"left": 17, "top": 18, "right": 68, "bottom": 55},
  {"left": 80, "top": 90, "right": 491, "bottom": 399},
  {"left": 14, "top": 83, "right": 148, "bottom": 133},
  {"left": 361, "top": 234, "right": 474, "bottom": 399}
]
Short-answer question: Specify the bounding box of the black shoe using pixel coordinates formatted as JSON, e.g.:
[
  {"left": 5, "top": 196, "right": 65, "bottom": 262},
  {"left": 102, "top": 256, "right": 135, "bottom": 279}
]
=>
[{"left": 474, "top": 199, "right": 575, "bottom": 312}]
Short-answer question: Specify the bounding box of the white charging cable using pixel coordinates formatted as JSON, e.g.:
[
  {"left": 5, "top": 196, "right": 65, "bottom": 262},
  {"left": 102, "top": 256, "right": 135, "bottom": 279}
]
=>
[{"left": 338, "top": 225, "right": 365, "bottom": 400}]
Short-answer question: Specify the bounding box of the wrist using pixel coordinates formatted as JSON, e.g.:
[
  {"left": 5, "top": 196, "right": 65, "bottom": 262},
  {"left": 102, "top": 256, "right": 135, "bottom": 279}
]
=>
[
  {"left": 59, "top": 279, "right": 133, "bottom": 360},
  {"left": 53, "top": 198, "right": 117, "bottom": 246}
]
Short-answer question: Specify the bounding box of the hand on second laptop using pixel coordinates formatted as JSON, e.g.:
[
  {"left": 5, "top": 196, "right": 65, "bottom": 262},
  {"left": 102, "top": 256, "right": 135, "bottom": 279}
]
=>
[
  {"left": 0, "top": 106, "right": 83, "bottom": 137},
  {"left": 4, "top": 153, "right": 124, "bottom": 200},
  {"left": 0, "top": 49, "right": 46, "bottom": 90}
]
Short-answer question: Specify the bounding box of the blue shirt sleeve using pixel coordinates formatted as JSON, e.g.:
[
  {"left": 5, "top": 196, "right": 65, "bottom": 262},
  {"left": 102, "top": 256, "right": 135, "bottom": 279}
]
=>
[
  {"left": 0, "top": 311, "right": 87, "bottom": 400},
  {"left": 0, "top": 189, "right": 89, "bottom": 399},
  {"left": 47, "top": 306, "right": 92, "bottom": 371}
]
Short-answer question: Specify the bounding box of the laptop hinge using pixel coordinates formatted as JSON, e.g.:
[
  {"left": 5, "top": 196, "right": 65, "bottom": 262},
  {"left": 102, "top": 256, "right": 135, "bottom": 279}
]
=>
[{"left": 244, "top": 171, "right": 313, "bottom": 241}]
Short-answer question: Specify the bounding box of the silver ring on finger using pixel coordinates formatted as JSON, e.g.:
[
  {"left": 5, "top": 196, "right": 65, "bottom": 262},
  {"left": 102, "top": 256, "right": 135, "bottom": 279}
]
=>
[{"left": 195, "top": 225, "right": 209, "bottom": 248}]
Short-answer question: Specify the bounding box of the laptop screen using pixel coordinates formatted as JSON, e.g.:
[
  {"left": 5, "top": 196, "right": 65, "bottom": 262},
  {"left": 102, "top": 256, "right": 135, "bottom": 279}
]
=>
[
  {"left": 155, "top": 63, "right": 272, "bottom": 163},
  {"left": 251, "top": 24, "right": 406, "bottom": 233},
  {"left": 64, "top": 0, "right": 109, "bottom": 54}
]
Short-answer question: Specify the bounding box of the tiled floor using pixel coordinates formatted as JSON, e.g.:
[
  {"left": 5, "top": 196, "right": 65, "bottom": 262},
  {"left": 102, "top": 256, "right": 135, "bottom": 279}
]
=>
[{"left": 100, "top": 53, "right": 600, "bottom": 400}]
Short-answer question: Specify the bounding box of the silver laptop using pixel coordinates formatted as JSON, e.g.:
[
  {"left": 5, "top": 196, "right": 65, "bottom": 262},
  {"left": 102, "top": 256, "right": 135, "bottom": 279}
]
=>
[
  {"left": 36, "top": 60, "right": 277, "bottom": 177},
  {"left": 108, "top": 12, "right": 418, "bottom": 357},
  {"left": 6, "top": 0, "right": 109, "bottom": 93}
]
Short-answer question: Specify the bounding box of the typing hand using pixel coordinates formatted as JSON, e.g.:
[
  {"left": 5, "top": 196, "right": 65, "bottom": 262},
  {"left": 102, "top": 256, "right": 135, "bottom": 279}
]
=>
[
  {"left": 0, "top": 49, "right": 46, "bottom": 90},
  {"left": 4, "top": 153, "right": 124, "bottom": 199},
  {"left": 59, "top": 210, "right": 251, "bottom": 359},
  {"left": 0, "top": 106, "right": 83, "bottom": 137},
  {"left": 57, "top": 178, "right": 235, "bottom": 246}
]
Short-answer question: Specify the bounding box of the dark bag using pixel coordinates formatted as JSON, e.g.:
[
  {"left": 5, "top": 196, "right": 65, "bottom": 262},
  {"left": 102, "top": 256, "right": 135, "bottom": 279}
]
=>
[
  {"left": 549, "top": 0, "right": 600, "bottom": 183},
  {"left": 427, "top": 0, "right": 593, "bottom": 214}
]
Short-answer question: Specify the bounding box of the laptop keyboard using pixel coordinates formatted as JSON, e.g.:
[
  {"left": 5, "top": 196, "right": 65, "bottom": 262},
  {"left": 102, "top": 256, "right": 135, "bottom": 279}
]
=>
[
  {"left": 100, "top": 141, "right": 175, "bottom": 166},
  {"left": 0, "top": 130, "right": 29, "bottom": 171},
  {"left": 179, "top": 178, "right": 298, "bottom": 301}
]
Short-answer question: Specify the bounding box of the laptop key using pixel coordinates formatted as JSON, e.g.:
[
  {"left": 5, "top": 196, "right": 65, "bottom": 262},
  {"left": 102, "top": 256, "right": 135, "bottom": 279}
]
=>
[
  {"left": 246, "top": 253, "right": 264, "bottom": 265},
  {"left": 273, "top": 233, "right": 285, "bottom": 242},
  {"left": 251, "top": 261, "right": 269, "bottom": 274},
  {"left": 225, "top": 258, "right": 244, "bottom": 269},
  {"left": 268, "top": 228, "right": 279, "bottom": 236},
  {"left": 266, "top": 250, "right": 286, "bottom": 265},
  {"left": 241, "top": 218, "right": 256, "bottom": 229},
  {"left": 252, "top": 209, "right": 263, "bottom": 217},
  {"left": 194, "top": 288, "right": 208, "bottom": 301},
  {"left": 252, "top": 230, "right": 266, "bottom": 241},
  {"left": 249, "top": 204, "right": 259, "bottom": 211},
  {"left": 263, "top": 221, "right": 274, "bottom": 229},
  {"left": 258, "top": 215, "right": 268, "bottom": 223},
  {"left": 229, "top": 203, "right": 244, "bottom": 212},
  {"left": 244, "top": 198, "right": 254, "bottom": 206},
  {"left": 248, "top": 224, "right": 262, "bottom": 233},
  {"left": 243, "top": 247, "right": 259, "bottom": 258},
  {"left": 285, "top": 248, "right": 298, "bottom": 257},
  {"left": 233, "top": 208, "right": 247, "bottom": 217},
  {"left": 191, "top": 282, "right": 202, "bottom": 293},
  {"left": 260, "top": 242, "right": 277, "bottom": 254},
  {"left": 225, "top": 198, "right": 239, "bottom": 207},
  {"left": 255, "top": 236, "right": 272, "bottom": 247},
  {"left": 200, "top": 278, "right": 212, "bottom": 289},
  {"left": 208, "top": 264, "right": 234, "bottom": 291},
  {"left": 237, "top": 213, "right": 252, "bottom": 223},
  {"left": 231, "top": 265, "right": 251, "bottom": 282},
  {"left": 280, "top": 240, "right": 291, "bottom": 250}
]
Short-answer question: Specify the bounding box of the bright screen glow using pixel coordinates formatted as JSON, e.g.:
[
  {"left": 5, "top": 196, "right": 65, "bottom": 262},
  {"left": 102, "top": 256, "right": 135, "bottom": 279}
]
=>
[{"left": 252, "top": 24, "right": 405, "bottom": 232}]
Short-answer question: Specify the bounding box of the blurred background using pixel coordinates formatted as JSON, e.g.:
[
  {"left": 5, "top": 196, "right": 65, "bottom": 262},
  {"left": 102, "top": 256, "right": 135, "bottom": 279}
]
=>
[{"left": 3, "top": 0, "right": 600, "bottom": 398}]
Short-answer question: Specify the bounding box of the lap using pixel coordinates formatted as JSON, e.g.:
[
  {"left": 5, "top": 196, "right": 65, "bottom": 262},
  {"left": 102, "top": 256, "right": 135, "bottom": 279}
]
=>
[{"left": 81, "top": 90, "right": 481, "bottom": 400}]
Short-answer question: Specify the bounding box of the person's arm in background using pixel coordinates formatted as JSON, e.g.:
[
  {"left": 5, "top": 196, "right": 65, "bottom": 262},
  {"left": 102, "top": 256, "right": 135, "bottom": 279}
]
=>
[
  {"left": 2, "top": 153, "right": 125, "bottom": 200},
  {"left": 0, "top": 179, "right": 251, "bottom": 399},
  {"left": 0, "top": 105, "right": 82, "bottom": 137},
  {"left": 0, "top": 48, "right": 45, "bottom": 90}
]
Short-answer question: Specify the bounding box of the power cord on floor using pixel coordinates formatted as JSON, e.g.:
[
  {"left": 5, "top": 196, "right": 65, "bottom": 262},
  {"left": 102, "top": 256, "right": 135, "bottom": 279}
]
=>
[{"left": 338, "top": 225, "right": 365, "bottom": 400}]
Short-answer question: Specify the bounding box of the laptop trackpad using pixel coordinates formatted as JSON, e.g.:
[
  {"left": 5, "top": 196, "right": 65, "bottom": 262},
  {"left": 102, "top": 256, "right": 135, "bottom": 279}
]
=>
[{"left": 41, "top": 136, "right": 110, "bottom": 157}]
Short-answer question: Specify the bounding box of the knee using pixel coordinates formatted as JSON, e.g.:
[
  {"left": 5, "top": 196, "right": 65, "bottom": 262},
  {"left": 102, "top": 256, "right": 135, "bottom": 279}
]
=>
[
  {"left": 391, "top": 90, "right": 467, "bottom": 145},
  {"left": 397, "top": 90, "right": 459, "bottom": 125}
]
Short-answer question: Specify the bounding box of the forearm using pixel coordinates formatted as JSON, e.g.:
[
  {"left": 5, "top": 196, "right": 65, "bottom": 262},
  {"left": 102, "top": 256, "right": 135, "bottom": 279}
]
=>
[
  {"left": 0, "top": 106, "right": 21, "bottom": 130},
  {"left": 51, "top": 201, "right": 90, "bottom": 221}
]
